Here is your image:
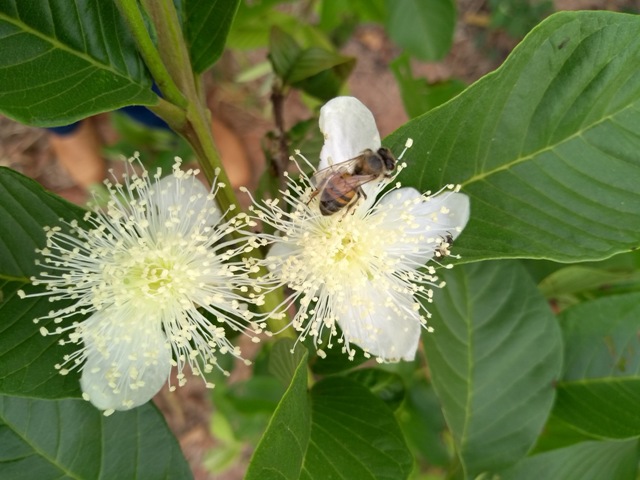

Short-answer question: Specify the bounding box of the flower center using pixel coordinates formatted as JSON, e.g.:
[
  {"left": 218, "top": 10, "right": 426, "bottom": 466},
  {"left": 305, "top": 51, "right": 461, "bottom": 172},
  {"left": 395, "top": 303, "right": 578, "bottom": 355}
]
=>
[
  {"left": 96, "top": 240, "right": 197, "bottom": 311},
  {"left": 331, "top": 232, "right": 357, "bottom": 262},
  {"left": 128, "top": 259, "right": 175, "bottom": 294},
  {"left": 297, "top": 215, "right": 384, "bottom": 291}
]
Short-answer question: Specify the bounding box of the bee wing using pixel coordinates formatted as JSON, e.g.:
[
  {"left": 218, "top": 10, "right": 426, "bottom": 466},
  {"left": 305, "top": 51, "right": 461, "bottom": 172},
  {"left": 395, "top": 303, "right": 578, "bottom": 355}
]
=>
[
  {"left": 311, "top": 156, "right": 362, "bottom": 188},
  {"left": 338, "top": 173, "right": 382, "bottom": 190}
]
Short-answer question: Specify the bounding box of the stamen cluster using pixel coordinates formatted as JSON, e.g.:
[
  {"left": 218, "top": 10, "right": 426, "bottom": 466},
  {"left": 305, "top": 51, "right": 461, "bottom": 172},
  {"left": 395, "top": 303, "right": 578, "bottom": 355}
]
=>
[{"left": 20, "top": 157, "right": 264, "bottom": 414}]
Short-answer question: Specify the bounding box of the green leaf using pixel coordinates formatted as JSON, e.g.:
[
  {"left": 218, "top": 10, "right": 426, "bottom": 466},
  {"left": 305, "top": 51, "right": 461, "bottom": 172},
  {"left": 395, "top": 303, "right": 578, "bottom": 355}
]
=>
[
  {"left": 395, "top": 378, "right": 450, "bottom": 467},
  {"left": 245, "top": 349, "right": 310, "bottom": 480},
  {"left": 301, "top": 377, "right": 412, "bottom": 480},
  {"left": 310, "top": 342, "right": 369, "bottom": 375},
  {"left": 539, "top": 266, "right": 640, "bottom": 299},
  {"left": 0, "top": 167, "right": 87, "bottom": 280},
  {"left": 537, "top": 264, "right": 640, "bottom": 311},
  {"left": 0, "top": 395, "right": 192, "bottom": 479},
  {"left": 226, "top": 0, "right": 299, "bottom": 50},
  {"left": 386, "top": 11, "right": 640, "bottom": 263},
  {"left": 424, "top": 261, "right": 563, "bottom": 477},
  {"left": 319, "top": 0, "right": 386, "bottom": 33},
  {"left": 204, "top": 411, "right": 244, "bottom": 474},
  {"left": 0, "top": 281, "right": 81, "bottom": 399},
  {"left": 531, "top": 414, "right": 598, "bottom": 454},
  {"left": 211, "top": 380, "right": 279, "bottom": 444},
  {"left": 385, "top": 0, "right": 456, "bottom": 61},
  {"left": 184, "top": 0, "right": 240, "bottom": 73},
  {"left": 268, "top": 27, "right": 354, "bottom": 99},
  {"left": 292, "top": 51, "right": 355, "bottom": 101},
  {"left": 268, "top": 338, "right": 308, "bottom": 387},
  {"left": 500, "top": 439, "right": 639, "bottom": 480},
  {"left": 554, "top": 293, "right": 640, "bottom": 438},
  {"left": 268, "top": 26, "right": 303, "bottom": 83},
  {"left": 347, "top": 368, "right": 405, "bottom": 411},
  {"left": 247, "top": 362, "right": 412, "bottom": 479},
  {"left": 561, "top": 293, "right": 640, "bottom": 381},
  {"left": 225, "top": 377, "right": 284, "bottom": 415},
  {"left": 555, "top": 380, "right": 640, "bottom": 439},
  {"left": 0, "top": 0, "right": 156, "bottom": 126},
  {"left": 287, "top": 48, "right": 354, "bottom": 85}
]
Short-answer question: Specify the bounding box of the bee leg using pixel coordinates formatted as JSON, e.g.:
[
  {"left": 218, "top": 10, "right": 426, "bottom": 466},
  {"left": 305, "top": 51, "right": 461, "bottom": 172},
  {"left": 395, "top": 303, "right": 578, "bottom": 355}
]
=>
[
  {"left": 306, "top": 188, "right": 320, "bottom": 206},
  {"left": 343, "top": 187, "right": 366, "bottom": 219}
]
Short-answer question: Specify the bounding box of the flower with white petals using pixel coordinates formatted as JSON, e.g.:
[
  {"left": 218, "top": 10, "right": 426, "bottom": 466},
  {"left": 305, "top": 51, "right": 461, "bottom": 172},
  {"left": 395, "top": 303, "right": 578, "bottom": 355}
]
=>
[
  {"left": 246, "top": 96, "right": 470, "bottom": 362},
  {"left": 19, "top": 157, "right": 264, "bottom": 415}
]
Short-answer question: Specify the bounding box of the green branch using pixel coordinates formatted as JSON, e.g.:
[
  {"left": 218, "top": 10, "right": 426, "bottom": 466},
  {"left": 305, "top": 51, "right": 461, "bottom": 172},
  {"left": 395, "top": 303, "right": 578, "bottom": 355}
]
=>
[{"left": 114, "top": 0, "right": 187, "bottom": 108}]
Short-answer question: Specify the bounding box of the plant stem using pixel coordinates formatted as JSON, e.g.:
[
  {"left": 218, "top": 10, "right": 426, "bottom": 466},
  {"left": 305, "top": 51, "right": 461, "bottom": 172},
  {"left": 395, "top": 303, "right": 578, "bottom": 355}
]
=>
[
  {"left": 147, "top": 98, "right": 187, "bottom": 130},
  {"left": 114, "top": 0, "right": 186, "bottom": 109},
  {"left": 270, "top": 83, "right": 289, "bottom": 192},
  {"left": 139, "top": 0, "right": 193, "bottom": 95},
  {"left": 139, "top": 0, "right": 241, "bottom": 216}
]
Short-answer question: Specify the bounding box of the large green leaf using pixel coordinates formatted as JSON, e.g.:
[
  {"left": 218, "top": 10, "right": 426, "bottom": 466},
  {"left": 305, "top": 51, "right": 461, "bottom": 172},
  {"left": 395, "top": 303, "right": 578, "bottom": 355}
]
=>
[
  {"left": 385, "top": 0, "right": 456, "bottom": 61},
  {"left": 554, "top": 293, "right": 640, "bottom": 438},
  {"left": 386, "top": 11, "right": 640, "bottom": 262},
  {"left": 247, "top": 361, "right": 412, "bottom": 479},
  {"left": 529, "top": 414, "right": 597, "bottom": 455},
  {"left": 424, "top": 261, "right": 563, "bottom": 477},
  {"left": 561, "top": 293, "right": 640, "bottom": 381},
  {"left": 500, "top": 439, "right": 638, "bottom": 480},
  {"left": 301, "top": 377, "right": 412, "bottom": 480},
  {"left": 346, "top": 368, "right": 405, "bottom": 412},
  {"left": 0, "top": 0, "right": 157, "bottom": 127},
  {"left": 245, "top": 349, "right": 310, "bottom": 480},
  {"left": 0, "top": 168, "right": 87, "bottom": 280},
  {"left": 0, "top": 395, "right": 192, "bottom": 479},
  {"left": 183, "top": 0, "right": 240, "bottom": 73},
  {"left": 396, "top": 377, "right": 450, "bottom": 467},
  {"left": 0, "top": 281, "right": 82, "bottom": 399},
  {"left": 555, "top": 380, "right": 640, "bottom": 439}
]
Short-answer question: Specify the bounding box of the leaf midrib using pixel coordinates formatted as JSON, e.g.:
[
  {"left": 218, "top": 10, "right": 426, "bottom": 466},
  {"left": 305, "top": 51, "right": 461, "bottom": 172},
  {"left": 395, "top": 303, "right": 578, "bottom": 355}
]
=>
[
  {"left": 0, "top": 12, "right": 135, "bottom": 81},
  {"left": 459, "top": 14, "right": 633, "bottom": 188},
  {"left": 0, "top": 403, "right": 83, "bottom": 480},
  {"left": 462, "top": 101, "right": 636, "bottom": 188}
]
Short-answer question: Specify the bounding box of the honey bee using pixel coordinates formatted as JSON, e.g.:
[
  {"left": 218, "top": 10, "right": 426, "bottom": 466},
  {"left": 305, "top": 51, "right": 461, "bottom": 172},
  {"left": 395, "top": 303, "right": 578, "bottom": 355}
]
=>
[
  {"left": 310, "top": 147, "right": 397, "bottom": 216},
  {"left": 435, "top": 232, "right": 454, "bottom": 258}
]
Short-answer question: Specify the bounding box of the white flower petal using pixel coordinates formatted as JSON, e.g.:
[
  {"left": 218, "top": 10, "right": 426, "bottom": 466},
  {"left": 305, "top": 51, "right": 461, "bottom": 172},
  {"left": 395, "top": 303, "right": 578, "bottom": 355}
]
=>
[
  {"left": 319, "top": 96, "right": 381, "bottom": 170},
  {"left": 423, "top": 191, "right": 471, "bottom": 240},
  {"left": 79, "top": 312, "right": 172, "bottom": 411},
  {"left": 150, "top": 174, "right": 222, "bottom": 230},
  {"left": 339, "top": 289, "right": 421, "bottom": 361},
  {"left": 268, "top": 240, "right": 298, "bottom": 260},
  {"left": 376, "top": 188, "right": 470, "bottom": 265}
]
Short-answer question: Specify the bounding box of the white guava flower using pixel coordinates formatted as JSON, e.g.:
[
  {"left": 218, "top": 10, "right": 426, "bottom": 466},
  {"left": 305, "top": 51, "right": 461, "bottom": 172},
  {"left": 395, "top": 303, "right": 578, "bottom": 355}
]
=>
[
  {"left": 245, "top": 96, "right": 470, "bottom": 362},
  {"left": 20, "top": 157, "right": 265, "bottom": 415}
]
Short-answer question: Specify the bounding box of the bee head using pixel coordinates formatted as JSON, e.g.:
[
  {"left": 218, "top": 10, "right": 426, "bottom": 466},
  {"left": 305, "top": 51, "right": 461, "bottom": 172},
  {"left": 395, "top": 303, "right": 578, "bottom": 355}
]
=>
[{"left": 377, "top": 147, "right": 397, "bottom": 171}]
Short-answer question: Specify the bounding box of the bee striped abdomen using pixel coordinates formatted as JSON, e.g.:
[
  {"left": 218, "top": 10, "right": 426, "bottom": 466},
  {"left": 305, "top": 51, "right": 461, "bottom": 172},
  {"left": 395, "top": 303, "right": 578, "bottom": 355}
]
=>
[{"left": 319, "top": 174, "right": 356, "bottom": 215}]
